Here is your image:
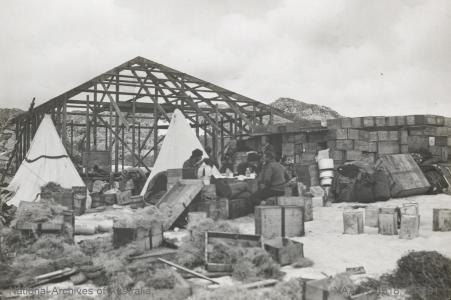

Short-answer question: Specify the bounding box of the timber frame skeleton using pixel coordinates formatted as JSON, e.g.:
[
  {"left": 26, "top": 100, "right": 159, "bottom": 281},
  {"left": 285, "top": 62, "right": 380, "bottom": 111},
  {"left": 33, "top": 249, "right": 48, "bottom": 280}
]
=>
[{"left": 3, "top": 56, "right": 293, "bottom": 180}]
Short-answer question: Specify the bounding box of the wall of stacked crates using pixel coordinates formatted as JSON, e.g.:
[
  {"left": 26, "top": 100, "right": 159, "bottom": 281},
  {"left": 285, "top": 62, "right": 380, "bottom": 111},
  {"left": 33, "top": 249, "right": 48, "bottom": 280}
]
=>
[
  {"left": 325, "top": 115, "right": 450, "bottom": 166},
  {"left": 250, "top": 114, "right": 450, "bottom": 168}
]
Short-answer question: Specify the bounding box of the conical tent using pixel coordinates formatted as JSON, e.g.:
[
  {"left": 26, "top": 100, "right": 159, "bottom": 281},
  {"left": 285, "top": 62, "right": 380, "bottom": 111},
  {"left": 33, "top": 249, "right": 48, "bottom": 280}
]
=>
[
  {"left": 6, "top": 115, "right": 85, "bottom": 207},
  {"left": 140, "top": 109, "right": 220, "bottom": 196}
]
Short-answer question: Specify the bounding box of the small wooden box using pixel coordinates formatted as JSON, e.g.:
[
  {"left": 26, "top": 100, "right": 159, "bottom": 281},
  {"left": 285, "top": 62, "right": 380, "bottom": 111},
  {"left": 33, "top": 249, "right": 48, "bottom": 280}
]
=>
[
  {"left": 205, "top": 231, "right": 263, "bottom": 272},
  {"left": 378, "top": 213, "right": 398, "bottom": 235},
  {"left": 264, "top": 237, "right": 304, "bottom": 266},
  {"left": 277, "top": 196, "right": 313, "bottom": 222},
  {"left": 432, "top": 208, "right": 451, "bottom": 232},
  {"left": 255, "top": 206, "right": 305, "bottom": 239}
]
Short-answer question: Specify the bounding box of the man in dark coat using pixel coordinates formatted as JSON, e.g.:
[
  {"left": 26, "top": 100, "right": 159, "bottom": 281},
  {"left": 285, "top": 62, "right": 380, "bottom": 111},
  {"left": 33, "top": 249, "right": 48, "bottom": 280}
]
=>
[{"left": 249, "top": 151, "right": 290, "bottom": 205}]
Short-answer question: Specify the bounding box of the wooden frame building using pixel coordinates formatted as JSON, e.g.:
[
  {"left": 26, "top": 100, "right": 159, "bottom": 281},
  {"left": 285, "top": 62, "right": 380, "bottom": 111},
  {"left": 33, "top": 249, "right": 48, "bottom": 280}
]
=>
[{"left": 3, "top": 56, "right": 293, "bottom": 179}]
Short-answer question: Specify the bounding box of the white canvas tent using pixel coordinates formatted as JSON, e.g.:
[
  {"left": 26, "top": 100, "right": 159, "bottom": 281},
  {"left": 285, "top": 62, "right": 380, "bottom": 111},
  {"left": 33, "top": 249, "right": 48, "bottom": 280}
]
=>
[
  {"left": 140, "top": 109, "right": 220, "bottom": 195},
  {"left": 6, "top": 115, "right": 85, "bottom": 207}
]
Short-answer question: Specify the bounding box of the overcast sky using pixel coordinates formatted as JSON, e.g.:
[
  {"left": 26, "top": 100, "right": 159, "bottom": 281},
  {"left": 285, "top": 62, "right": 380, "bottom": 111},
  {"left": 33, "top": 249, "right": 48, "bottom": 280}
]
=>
[{"left": 0, "top": 0, "right": 450, "bottom": 117}]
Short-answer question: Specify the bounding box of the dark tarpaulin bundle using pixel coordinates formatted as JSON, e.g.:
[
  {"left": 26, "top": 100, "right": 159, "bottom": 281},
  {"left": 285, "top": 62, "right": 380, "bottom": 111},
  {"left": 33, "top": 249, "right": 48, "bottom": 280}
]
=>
[{"left": 332, "top": 164, "right": 390, "bottom": 203}]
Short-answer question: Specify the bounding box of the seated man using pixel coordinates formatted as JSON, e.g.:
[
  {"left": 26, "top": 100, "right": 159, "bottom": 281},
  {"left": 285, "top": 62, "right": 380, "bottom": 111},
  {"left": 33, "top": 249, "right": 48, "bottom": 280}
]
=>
[
  {"left": 183, "top": 149, "right": 204, "bottom": 177},
  {"left": 249, "top": 151, "right": 291, "bottom": 206}
]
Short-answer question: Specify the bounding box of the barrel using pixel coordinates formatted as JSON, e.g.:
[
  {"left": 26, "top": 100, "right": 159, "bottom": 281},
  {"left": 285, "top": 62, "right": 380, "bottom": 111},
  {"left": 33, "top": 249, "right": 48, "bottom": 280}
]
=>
[{"left": 343, "top": 210, "right": 364, "bottom": 234}]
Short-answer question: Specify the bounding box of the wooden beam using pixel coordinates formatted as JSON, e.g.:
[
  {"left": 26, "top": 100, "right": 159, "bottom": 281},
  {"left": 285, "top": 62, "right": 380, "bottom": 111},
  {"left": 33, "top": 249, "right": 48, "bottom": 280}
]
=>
[{"left": 99, "top": 80, "right": 130, "bottom": 130}]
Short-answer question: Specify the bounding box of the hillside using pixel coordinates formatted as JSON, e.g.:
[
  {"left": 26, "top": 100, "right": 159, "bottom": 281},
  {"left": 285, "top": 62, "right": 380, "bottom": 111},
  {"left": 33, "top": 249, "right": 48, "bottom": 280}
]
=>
[{"left": 270, "top": 97, "right": 342, "bottom": 122}]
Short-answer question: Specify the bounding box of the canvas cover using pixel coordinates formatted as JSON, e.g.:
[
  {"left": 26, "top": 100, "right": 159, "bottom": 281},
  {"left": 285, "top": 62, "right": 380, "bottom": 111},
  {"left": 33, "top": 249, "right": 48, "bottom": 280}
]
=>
[
  {"left": 140, "top": 109, "right": 220, "bottom": 195},
  {"left": 6, "top": 115, "right": 85, "bottom": 206}
]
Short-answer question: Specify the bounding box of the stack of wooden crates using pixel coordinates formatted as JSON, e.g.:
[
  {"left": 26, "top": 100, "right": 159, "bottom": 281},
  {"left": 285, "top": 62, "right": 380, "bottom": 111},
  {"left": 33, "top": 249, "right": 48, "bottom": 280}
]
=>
[{"left": 327, "top": 115, "right": 450, "bottom": 166}]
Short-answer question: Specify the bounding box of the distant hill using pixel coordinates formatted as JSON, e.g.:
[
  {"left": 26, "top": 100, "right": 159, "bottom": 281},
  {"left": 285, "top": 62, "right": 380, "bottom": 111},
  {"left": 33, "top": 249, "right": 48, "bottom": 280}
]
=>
[
  {"left": 270, "top": 97, "right": 342, "bottom": 122},
  {"left": 0, "top": 108, "right": 23, "bottom": 130}
]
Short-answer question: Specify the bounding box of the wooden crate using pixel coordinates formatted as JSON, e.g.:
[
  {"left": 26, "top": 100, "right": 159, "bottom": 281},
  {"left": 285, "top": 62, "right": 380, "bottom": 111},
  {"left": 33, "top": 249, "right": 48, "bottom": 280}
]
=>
[
  {"left": 374, "top": 116, "right": 386, "bottom": 127},
  {"left": 135, "top": 223, "right": 164, "bottom": 250},
  {"left": 346, "top": 150, "right": 363, "bottom": 161},
  {"left": 386, "top": 116, "right": 397, "bottom": 127},
  {"left": 351, "top": 117, "right": 363, "bottom": 128},
  {"left": 407, "top": 136, "right": 429, "bottom": 152},
  {"left": 388, "top": 131, "right": 399, "bottom": 141},
  {"left": 347, "top": 129, "right": 359, "bottom": 140},
  {"left": 277, "top": 196, "right": 313, "bottom": 221},
  {"left": 376, "top": 154, "right": 430, "bottom": 197},
  {"left": 157, "top": 180, "right": 204, "bottom": 230},
  {"left": 205, "top": 231, "right": 263, "bottom": 272},
  {"left": 396, "top": 116, "right": 406, "bottom": 126},
  {"left": 377, "top": 141, "right": 400, "bottom": 154},
  {"left": 369, "top": 131, "right": 378, "bottom": 142},
  {"left": 341, "top": 118, "right": 352, "bottom": 128},
  {"left": 189, "top": 198, "right": 228, "bottom": 220},
  {"left": 432, "top": 209, "right": 451, "bottom": 232},
  {"left": 378, "top": 213, "right": 398, "bottom": 235},
  {"left": 377, "top": 131, "right": 389, "bottom": 141},
  {"left": 354, "top": 140, "right": 369, "bottom": 152},
  {"left": 335, "top": 140, "right": 354, "bottom": 151},
  {"left": 264, "top": 238, "right": 304, "bottom": 266},
  {"left": 363, "top": 117, "right": 375, "bottom": 127},
  {"left": 227, "top": 198, "right": 253, "bottom": 219},
  {"left": 328, "top": 129, "right": 348, "bottom": 140},
  {"left": 330, "top": 150, "right": 345, "bottom": 161},
  {"left": 327, "top": 119, "right": 341, "bottom": 129},
  {"left": 255, "top": 206, "right": 305, "bottom": 239}
]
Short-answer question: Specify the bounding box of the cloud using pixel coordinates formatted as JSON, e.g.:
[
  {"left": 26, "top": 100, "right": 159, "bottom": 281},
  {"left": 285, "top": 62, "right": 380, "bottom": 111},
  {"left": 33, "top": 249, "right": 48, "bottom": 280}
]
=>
[{"left": 0, "top": 0, "right": 449, "bottom": 117}]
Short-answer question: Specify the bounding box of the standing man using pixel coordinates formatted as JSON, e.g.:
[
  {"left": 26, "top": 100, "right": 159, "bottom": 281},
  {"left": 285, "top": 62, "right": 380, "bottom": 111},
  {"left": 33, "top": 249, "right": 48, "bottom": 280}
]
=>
[{"left": 249, "top": 151, "right": 291, "bottom": 205}]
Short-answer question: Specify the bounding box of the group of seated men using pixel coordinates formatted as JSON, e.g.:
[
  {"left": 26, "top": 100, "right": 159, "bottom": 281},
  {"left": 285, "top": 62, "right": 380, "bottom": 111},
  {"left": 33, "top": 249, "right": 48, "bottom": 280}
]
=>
[{"left": 182, "top": 145, "right": 291, "bottom": 206}]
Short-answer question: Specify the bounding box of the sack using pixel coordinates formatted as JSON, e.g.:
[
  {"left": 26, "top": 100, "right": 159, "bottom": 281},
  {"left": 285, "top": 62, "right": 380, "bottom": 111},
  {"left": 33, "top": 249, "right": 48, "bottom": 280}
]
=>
[
  {"left": 353, "top": 173, "right": 375, "bottom": 203},
  {"left": 332, "top": 174, "right": 356, "bottom": 203},
  {"left": 215, "top": 179, "right": 232, "bottom": 198},
  {"left": 373, "top": 170, "right": 390, "bottom": 201}
]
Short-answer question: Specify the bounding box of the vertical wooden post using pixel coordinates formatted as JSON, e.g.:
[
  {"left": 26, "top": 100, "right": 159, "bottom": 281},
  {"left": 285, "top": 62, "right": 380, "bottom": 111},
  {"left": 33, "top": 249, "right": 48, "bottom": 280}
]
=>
[
  {"left": 86, "top": 95, "right": 90, "bottom": 152},
  {"left": 203, "top": 122, "right": 208, "bottom": 148},
  {"left": 220, "top": 117, "right": 225, "bottom": 159},
  {"left": 62, "top": 96, "right": 67, "bottom": 147},
  {"left": 137, "top": 122, "right": 141, "bottom": 165},
  {"left": 269, "top": 109, "right": 274, "bottom": 125},
  {"left": 121, "top": 124, "right": 125, "bottom": 171},
  {"left": 115, "top": 75, "right": 119, "bottom": 172},
  {"left": 114, "top": 114, "right": 119, "bottom": 173},
  {"left": 70, "top": 120, "right": 74, "bottom": 156},
  {"left": 153, "top": 87, "right": 159, "bottom": 164},
  {"left": 131, "top": 99, "right": 136, "bottom": 166},
  {"left": 15, "top": 121, "right": 19, "bottom": 171},
  {"left": 105, "top": 125, "right": 108, "bottom": 151},
  {"left": 93, "top": 84, "right": 98, "bottom": 150}
]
